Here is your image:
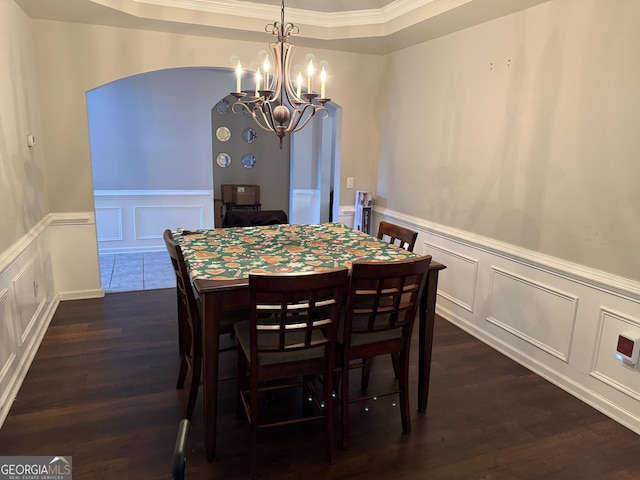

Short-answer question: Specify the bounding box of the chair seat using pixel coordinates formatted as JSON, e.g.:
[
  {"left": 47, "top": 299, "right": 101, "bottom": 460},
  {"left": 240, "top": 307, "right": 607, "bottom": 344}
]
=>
[
  {"left": 235, "top": 319, "right": 327, "bottom": 366},
  {"left": 337, "top": 318, "right": 404, "bottom": 346}
]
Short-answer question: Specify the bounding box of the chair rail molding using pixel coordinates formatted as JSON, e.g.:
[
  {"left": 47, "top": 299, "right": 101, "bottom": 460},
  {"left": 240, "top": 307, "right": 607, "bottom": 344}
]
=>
[{"left": 373, "top": 206, "right": 640, "bottom": 436}]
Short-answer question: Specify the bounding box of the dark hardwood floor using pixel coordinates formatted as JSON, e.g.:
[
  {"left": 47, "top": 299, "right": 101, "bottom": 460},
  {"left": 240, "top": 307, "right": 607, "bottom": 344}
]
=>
[{"left": 1, "top": 289, "right": 639, "bottom": 479}]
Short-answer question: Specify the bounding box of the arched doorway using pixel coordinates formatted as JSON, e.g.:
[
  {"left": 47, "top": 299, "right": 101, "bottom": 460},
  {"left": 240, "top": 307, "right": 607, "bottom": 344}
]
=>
[{"left": 87, "top": 67, "right": 341, "bottom": 292}]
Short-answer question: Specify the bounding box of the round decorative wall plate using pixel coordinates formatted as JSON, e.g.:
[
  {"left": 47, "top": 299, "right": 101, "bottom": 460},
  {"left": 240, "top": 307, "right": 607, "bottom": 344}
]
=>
[
  {"left": 242, "top": 154, "right": 256, "bottom": 169},
  {"left": 242, "top": 127, "right": 257, "bottom": 143},
  {"left": 216, "top": 126, "right": 231, "bottom": 142},
  {"left": 216, "top": 152, "right": 231, "bottom": 167},
  {"left": 215, "top": 99, "right": 231, "bottom": 115}
]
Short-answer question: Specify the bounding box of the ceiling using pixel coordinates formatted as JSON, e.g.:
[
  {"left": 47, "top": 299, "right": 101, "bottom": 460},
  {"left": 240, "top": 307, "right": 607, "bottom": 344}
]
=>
[{"left": 15, "top": 0, "right": 551, "bottom": 54}]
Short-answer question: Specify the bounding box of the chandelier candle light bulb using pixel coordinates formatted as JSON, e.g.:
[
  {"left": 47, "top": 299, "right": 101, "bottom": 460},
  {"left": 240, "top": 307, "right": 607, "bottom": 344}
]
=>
[
  {"left": 255, "top": 68, "right": 261, "bottom": 96},
  {"left": 235, "top": 61, "right": 242, "bottom": 93},
  {"left": 307, "top": 60, "right": 314, "bottom": 93},
  {"left": 320, "top": 67, "right": 326, "bottom": 98},
  {"left": 263, "top": 58, "right": 270, "bottom": 90}
]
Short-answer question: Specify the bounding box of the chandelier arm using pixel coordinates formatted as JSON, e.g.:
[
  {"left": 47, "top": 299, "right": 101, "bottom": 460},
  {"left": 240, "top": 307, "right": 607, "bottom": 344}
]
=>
[
  {"left": 269, "top": 41, "right": 283, "bottom": 103},
  {"left": 254, "top": 105, "right": 279, "bottom": 132},
  {"left": 262, "top": 102, "right": 280, "bottom": 130},
  {"left": 231, "top": 101, "right": 254, "bottom": 116},
  {"left": 232, "top": 99, "right": 278, "bottom": 134},
  {"left": 282, "top": 42, "right": 299, "bottom": 105},
  {"left": 288, "top": 105, "right": 322, "bottom": 133}
]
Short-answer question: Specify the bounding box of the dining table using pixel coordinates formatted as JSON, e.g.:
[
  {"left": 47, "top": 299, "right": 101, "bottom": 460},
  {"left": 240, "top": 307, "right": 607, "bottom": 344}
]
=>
[{"left": 173, "top": 222, "right": 446, "bottom": 461}]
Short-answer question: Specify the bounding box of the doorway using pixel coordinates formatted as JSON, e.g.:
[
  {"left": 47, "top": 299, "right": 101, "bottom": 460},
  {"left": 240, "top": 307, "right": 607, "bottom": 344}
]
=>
[{"left": 87, "top": 67, "right": 341, "bottom": 292}]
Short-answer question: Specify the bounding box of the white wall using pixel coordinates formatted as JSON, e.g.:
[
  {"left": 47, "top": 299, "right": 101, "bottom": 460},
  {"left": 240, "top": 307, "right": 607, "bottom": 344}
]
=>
[
  {"left": 0, "top": 0, "right": 49, "bottom": 252},
  {"left": 375, "top": 0, "right": 640, "bottom": 433},
  {"left": 88, "top": 68, "right": 226, "bottom": 191},
  {"left": 377, "top": 0, "right": 640, "bottom": 282},
  {"left": 31, "top": 20, "right": 384, "bottom": 215},
  {"left": 0, "top": 0, "right": 60, "bottom": 427}
]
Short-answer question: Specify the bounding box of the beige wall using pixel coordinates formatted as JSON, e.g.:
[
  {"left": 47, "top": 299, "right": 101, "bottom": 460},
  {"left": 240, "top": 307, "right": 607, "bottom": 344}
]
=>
[
  {"left": 0, "top": 1, "right": 48, "bottom": 252},
  {"left": 378, "top": 0, "right": 640, "bottom": 281},
  {"left": 10, "top": 0, "right": 638, "bottom": 280},
  {"left": 30, "top": 20, "right": 384, "bottom": 214}
]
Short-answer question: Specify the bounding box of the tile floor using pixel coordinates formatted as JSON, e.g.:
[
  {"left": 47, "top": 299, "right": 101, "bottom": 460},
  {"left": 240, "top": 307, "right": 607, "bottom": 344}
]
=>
[{"left": 99, "top": 251, "right": 176, "bottom": 293}]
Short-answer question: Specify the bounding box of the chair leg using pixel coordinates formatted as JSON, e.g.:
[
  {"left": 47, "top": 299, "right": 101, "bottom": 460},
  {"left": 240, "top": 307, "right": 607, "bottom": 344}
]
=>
[
  {"left": 176, "top": 290, "right": 188, "bottom": 389},
  {"left": 302, "top": 375, "right": 313, "bottom": 416},
  {"left": 360, "top": 357, "right": 373, "bottom": 390},
  {"left": 236, "top": 348, "right": 247, "bottom": 420},
  {"left": 249, "top": 375, "right": 259, "bottom": 479},
  {"left": 324, "top": 372, "right": 336, "bottom": 465},
  {"left": 185, "top": 352, "right": 201, "bottom": 420},
  {"left": 176, "top": 355, "right": 189, "bottom": 389},
  {"left": 341, "top": 358, "right": 350, "bottom": 450},
  {"left": 391, "top": 352, "right": 400, "bottom": 379},
  {"left": 398, "top": 350, "right": 411, "bottom": 435}
]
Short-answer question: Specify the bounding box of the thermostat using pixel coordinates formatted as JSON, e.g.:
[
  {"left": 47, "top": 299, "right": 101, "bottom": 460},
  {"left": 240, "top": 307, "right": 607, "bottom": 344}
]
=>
[{"left": 615, "top": 332, "right": 640, "bottom": 366}]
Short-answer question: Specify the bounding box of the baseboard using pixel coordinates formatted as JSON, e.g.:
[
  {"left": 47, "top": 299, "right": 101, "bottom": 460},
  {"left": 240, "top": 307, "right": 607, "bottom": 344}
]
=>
[{"left": 58, "top": 289, "right": 105, "bottom": 301}]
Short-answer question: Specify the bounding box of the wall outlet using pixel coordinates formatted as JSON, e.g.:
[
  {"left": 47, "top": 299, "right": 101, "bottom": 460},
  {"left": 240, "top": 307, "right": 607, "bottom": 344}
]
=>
[{"left": 346, "top": 177, "right": 354, "bottom": 189}]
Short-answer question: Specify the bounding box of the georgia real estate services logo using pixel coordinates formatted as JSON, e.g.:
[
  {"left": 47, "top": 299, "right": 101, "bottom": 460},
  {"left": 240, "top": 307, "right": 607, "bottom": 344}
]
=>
[{"left": 0, "top": 456, "right": 72, "bottom": 480}]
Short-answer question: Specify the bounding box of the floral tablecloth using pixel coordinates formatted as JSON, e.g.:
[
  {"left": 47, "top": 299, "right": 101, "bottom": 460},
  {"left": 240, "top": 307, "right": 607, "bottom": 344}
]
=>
[{"left": 173, "top": 222, "right": 417, "bottom": 281}]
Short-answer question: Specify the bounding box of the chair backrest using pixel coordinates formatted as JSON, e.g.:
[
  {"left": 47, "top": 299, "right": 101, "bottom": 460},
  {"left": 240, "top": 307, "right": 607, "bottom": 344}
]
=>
[
  {"left": 343, "top": 256, "right": 432, "bottom": 350},
  {"left": 222, "top": 210, "right": 288, "bottom": 227},
  {"left": 248, "top": 268, "right": 348, "bottom": 361},
  {"left": 376, "top": 221, "right": 418, "bottom": 252},
  {"left": 163, "top": 229, "right": 201, "bottom": 347}
]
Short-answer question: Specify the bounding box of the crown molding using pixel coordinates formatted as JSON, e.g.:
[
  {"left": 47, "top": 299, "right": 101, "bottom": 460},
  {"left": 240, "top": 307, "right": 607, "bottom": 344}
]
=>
[{"left": 132, "top": 0, "right": 443, "bottom": 28}]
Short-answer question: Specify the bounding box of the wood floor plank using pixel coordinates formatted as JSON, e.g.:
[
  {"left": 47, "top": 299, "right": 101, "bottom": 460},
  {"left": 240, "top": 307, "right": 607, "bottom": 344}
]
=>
[{"left": 1, "top": 288, "right": 639, "bottom": 479}]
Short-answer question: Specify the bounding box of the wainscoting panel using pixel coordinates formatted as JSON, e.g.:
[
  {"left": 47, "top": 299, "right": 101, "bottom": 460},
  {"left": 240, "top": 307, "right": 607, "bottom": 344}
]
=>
[
  {"left": 487, "top": 267, "right": 578, "bottom": 362},
  {"left": 94, "top": 190, "right": 214, "bottom": 253},
  {"left": 424, "top": 242, "right": 478, "bottom": 313},
  {"left": 373, "top": 208, "right": 640, "bottom": 435},
  {"left": 0, "top": 288, "right": 17, "bottom": 416},
  {"left": 0, "top": 218, "right": 58, "bottom": 427},
  {"left": 12, "top": 254, "right": 47, "bottom": 346},
  {"left": 591, "top": 308, "right": 640, "bottom": 401},
  {"left": 133, "top": 205, "right": 204, "bottom": 240},
  {"left": 95, "top": 207, "right": 123, "bottom": 241}
]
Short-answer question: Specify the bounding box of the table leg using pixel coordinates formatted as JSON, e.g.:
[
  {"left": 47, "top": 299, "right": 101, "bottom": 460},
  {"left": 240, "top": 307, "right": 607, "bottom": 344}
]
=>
[
  {"left": 200, "top": 292, "right": 221, "bottom": 462},
  {"left": 418, "top": 268, "right": 441, "bottom": 412}
]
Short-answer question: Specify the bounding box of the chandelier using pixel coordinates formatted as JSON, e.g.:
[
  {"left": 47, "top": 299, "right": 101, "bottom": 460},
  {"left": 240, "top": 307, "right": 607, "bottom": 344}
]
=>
[{"left": 231, "top": 0, "right": 330, "bottom": 148}]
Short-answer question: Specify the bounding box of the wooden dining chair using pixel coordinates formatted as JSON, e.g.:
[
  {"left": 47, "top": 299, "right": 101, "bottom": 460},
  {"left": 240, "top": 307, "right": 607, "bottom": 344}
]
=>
[
  {"left": 376, "top": 221, "right": 418, "bottom": 252},
  {"left": 359, "top": 221, "right": 420, "bottom": 389},
  {"left": 234, "top": 268, "right": 349, "bottom": 478},
  {"left": 335, "top": 255, "right": 432, "bottom": 449},
  {"left": 163, "top": 229, "right": 241, "bottom": 419}
]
